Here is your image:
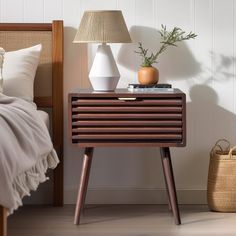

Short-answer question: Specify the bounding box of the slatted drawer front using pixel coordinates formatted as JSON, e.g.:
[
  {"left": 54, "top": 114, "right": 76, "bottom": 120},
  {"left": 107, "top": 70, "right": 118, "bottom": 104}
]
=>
[{"left": 71, "top": 96, "right": 185, "bottom": 145}]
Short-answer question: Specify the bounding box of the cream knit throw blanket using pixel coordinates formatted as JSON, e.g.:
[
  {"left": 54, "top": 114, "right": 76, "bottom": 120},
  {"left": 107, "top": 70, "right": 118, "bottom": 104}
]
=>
[
  {"left": 0, "top": 47, "right": 5, "bottom": 93},
  {"left": 0, "top": 94, "right": 59, "bottom": 213}
]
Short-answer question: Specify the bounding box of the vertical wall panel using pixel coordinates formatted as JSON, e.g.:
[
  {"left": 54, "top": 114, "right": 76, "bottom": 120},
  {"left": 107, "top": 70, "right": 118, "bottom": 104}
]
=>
[
  {"left": 82, "top": 0, "right": 116, "bottom": 10},
  {"left": 63, "top": 0, "right": 88, "bottom": 90},
  {"left": 116, "top": 0, "right": 136, "bottom": 86},
  {"left": 135, "top": 0, "right": 155, "bottom": 27},
  {"left": 1, "top": 0, "right": 24, "bottom": 22},
  {"left": 24, "top": 0, "right": 44, "bottom": 23},
  {"left": 0, "top": 0, "right": 2, "bottom": 21},
  {"left": 213, "top": 0, "right": 235, "bottom": 144},
  {"left": 63, "top": 0, "right": 81, "bottom": 26},
  {"left": 157, "top": 0, "right": 192, "bottom": 30},
  {"left": 194, "top": 0, "right": 213, "bottom": 84},
  {"left": 191, "top": 0, "right": 214, "bottom": 187},
  {"left": 44, "top": 0, "right": 63, "bottom": 22},
  {"left": 213, "top": 0, "right": 234, "bottom": 111}
]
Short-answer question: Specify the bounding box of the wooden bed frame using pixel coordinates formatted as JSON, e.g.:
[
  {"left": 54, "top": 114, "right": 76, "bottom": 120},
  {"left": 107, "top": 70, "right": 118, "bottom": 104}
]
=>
[{"left": 0, "top": 21, "right": 64, "bottom": 236}]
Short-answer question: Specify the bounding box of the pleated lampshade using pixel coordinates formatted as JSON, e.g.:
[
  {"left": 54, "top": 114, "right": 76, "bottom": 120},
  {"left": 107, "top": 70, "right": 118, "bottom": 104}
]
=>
[{"left": 73, "top": 10, "right": 131, "bottom": 43}]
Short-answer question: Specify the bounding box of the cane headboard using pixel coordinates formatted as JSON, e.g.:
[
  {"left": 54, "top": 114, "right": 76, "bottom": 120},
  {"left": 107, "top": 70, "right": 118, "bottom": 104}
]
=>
[{"left": 0, "top": 21, "right": 64, "bottom": 206}]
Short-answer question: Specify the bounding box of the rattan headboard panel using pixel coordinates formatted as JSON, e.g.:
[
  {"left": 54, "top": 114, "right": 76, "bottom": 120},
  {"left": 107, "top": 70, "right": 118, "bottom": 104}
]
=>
[{"left": 0, "top": 31, "right": 52, "bottom": 97}]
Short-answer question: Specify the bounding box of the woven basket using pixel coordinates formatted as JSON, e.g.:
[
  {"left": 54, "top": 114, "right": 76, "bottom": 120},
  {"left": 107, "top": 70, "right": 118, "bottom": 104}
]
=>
[{"left": 207, "top": 139, "right": 236, "bottom": 212}]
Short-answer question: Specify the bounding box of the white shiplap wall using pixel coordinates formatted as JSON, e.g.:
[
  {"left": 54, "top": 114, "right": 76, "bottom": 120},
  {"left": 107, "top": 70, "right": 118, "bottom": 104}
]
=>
[{"left": 0, "top": 0, "right": 235, "bottom": 204}]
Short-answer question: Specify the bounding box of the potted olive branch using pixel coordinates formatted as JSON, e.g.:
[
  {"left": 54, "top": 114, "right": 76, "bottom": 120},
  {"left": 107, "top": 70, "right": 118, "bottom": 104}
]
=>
[{"left": 135, "top": 25, "right": 197, "bottom": 85}]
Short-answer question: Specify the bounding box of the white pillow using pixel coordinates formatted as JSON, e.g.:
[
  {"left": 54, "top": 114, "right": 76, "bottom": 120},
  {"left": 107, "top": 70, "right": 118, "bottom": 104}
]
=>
[
  {"left": 0, "top": 47, "right": 5, "bottom": 94},
  {"left": 2, "top": 44, "right": 42, "bottom": 101}
]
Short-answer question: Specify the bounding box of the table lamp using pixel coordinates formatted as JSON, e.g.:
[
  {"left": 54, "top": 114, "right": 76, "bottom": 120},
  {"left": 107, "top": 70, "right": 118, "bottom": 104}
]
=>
[{"left": 73, "top": 10, "right": 132, "bottom": 91}]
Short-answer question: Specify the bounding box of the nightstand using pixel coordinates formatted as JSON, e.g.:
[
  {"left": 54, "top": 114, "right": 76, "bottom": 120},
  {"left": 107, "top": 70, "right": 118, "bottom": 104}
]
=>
[{"left": 68, "top": 88, "right": 186, "bottom": 225}]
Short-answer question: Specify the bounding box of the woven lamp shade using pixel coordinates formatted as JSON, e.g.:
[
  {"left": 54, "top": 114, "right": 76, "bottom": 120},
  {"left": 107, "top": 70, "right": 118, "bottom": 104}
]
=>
[{"left": 73, "top": 10, "right": 131, "bottom": 43}]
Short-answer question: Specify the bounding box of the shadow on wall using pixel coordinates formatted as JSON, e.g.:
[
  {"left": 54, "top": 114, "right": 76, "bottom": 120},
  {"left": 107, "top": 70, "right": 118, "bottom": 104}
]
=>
[
  {"left": 64, "top": 27, "right": 90, "bottom": 89},
  {"left": 118, "top": 25, "right": 201, "bottom": 83},
  {"left": 189, "top": 84, "right": 236, "bottom": 142},
  {"left": 177, "top": 84, "right": 236, "bottom": 187},
  {"left": 204, "top": 51, "right": 235, "bottom": 84}
]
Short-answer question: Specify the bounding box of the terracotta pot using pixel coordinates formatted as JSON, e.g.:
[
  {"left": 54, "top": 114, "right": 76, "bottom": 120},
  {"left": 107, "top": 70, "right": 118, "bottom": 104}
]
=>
[{"left": 138, "top": 66, "right": 159, "bottom": 85}]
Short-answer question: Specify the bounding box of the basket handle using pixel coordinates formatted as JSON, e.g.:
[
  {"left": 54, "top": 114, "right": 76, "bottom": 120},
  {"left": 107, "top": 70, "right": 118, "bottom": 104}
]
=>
[
  {"left": 229, "top": 146, "right": 236, "bottom": 158},
  {"left": 210, "top": 139, "right": 230, "bottom": 155}
]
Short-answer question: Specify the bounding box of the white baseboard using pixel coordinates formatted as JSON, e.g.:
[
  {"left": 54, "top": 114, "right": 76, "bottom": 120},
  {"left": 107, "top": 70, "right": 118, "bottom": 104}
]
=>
[
  {"left": 64, "top": 188, "right": 207, "bottom": 205},
  {"left": 24, "top": 185, "right": 207, "bottom": 205}
]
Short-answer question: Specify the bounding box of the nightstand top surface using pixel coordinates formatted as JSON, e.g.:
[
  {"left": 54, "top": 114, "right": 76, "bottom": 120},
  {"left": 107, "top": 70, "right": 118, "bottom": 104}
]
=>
[{"left": 69, "top": 88, "right": 185, "bottom": 98}]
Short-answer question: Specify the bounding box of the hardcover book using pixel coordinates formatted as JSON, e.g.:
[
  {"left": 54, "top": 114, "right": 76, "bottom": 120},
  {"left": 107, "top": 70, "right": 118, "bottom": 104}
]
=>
[{"left": 127, "top": 83, "right": 173, "bottom": 92}]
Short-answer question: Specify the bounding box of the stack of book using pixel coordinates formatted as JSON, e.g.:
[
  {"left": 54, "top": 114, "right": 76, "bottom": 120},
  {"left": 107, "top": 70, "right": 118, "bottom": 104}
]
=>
[{"left": 127, "top": 83, "right": 173, "bottom": 92}]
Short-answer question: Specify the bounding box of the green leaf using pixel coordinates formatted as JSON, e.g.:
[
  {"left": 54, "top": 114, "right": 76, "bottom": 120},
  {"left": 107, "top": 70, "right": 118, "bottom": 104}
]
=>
[{"left": 135, "top": 25, "right": 197, "bottom": 66}]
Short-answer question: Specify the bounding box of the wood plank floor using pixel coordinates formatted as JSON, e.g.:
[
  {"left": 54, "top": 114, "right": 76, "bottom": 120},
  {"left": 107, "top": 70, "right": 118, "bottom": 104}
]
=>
[{"left": 8, "top": 205, "right": 236, "bottom": 236}]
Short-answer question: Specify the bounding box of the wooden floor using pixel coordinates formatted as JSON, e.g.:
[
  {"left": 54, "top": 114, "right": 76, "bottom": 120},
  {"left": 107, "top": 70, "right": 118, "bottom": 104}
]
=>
[{"left": 8, "top": 204, "right": 236, "bottom": 236}]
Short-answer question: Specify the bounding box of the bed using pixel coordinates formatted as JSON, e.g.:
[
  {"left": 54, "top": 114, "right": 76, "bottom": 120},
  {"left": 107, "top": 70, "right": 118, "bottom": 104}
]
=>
[{"left": 0, "top": 21, "right": 64, "bottom": 236}]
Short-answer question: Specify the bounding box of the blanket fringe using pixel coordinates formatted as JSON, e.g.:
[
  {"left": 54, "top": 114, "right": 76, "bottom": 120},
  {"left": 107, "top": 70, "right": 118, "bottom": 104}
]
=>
[{"left": 10, "top": 149, "right": 59, "bottom": 213}]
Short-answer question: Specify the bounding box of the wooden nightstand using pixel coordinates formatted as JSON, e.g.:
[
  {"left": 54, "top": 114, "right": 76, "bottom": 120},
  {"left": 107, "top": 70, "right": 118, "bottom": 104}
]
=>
[{"left": 68, "top": 88, "right": 186, "bottom": 225}]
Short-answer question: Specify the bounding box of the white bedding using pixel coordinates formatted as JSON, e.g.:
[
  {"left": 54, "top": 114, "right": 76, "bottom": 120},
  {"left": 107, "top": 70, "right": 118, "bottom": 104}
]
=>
[
  {"left": 0, "top": 94, "right": 59, "bottom": 212},
  {"left": 37, "top": 110, "right": 50, "bottom": 130}
]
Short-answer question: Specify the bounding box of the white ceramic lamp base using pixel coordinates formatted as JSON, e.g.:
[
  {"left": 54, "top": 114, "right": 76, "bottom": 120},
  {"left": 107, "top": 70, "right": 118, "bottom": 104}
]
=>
[{"left": 89, "top": 44, "right": 120, "bottom": 91}]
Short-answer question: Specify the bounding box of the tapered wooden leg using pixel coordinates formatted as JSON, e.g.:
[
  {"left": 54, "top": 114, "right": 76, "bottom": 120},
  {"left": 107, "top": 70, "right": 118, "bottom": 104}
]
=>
[
  {"left": 0, "top": 206, "right": 7, "bottom": 236},
  {"left": 160, "top": 147, "right": 181, "bottom": 225},
  {"left": 81, "top": 153, "right": 93, "bottom": 213},
  {"left": 74, "top": 147, "right": 94, "bottom": 225},
  {"left": 162, "top": 165, "right": 172, "bottom": 212}
]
